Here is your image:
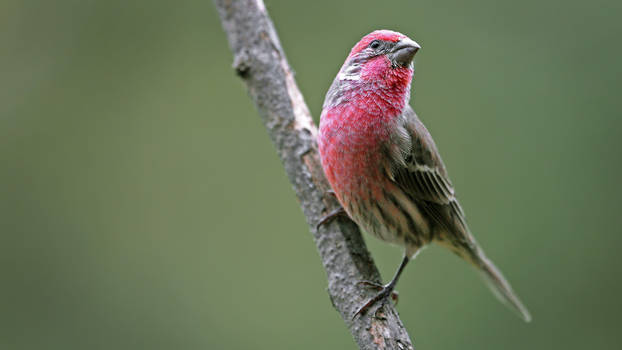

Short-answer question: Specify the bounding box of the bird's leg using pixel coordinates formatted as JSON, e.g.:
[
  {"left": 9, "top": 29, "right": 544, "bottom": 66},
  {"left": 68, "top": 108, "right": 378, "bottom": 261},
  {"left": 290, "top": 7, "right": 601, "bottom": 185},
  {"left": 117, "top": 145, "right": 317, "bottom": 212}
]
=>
[
  {"left": 316, "top": 207, "right": 347, "bottom": 230},
  {"left": 353, "top": 254, "right": 410, "bottom": 319}
]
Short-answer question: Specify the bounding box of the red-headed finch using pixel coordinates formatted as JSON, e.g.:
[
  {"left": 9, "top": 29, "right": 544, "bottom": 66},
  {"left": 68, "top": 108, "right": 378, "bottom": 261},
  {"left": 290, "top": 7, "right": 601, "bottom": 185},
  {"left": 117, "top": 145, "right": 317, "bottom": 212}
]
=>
[{"left": 318, "top": 30, "right": 531, "bottom": 322}]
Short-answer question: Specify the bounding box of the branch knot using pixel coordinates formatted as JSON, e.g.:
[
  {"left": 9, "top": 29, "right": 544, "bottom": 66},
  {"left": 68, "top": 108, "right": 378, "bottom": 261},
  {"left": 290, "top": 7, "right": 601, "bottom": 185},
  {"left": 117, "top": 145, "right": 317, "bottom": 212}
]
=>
[{"left": 233, "top": 49, "right": 251, "bottom": 77}]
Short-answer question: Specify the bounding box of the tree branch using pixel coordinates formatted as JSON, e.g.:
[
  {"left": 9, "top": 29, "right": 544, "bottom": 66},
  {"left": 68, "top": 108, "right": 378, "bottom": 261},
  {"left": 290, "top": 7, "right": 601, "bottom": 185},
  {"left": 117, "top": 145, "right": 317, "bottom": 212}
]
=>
[{"left": 213, "top": 1, "right": 414, "bottom": 348}]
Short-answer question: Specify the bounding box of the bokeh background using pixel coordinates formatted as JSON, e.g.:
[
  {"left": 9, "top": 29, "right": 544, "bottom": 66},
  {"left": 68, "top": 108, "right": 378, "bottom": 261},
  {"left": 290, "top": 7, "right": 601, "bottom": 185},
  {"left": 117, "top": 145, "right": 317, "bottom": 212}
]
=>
[{"left": 2, "top": 0, "right": 621, "bottom": 349}]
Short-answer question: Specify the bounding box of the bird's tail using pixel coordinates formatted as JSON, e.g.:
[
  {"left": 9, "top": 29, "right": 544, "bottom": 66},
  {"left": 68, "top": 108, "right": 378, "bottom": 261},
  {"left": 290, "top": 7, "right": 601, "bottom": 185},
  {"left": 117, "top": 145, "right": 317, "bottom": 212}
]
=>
[
  {"left": 437, "top": 234, "right": 532, "bottom": 322},
  {"left": 474, "top": 250, "right": 531, "bottom": 322}
]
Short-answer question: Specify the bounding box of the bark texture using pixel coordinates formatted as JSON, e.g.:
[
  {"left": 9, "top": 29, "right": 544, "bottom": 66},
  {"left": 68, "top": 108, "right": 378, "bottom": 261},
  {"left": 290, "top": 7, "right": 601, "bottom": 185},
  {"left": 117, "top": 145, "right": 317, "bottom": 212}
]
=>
[{"left": 213, "top": 1, "right": 414, "bottom": 349}]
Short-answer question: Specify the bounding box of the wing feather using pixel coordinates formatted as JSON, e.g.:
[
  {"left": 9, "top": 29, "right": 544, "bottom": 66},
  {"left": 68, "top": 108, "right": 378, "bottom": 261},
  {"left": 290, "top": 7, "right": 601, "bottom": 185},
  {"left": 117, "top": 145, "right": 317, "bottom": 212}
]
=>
[{"left": 389, "top": 106, "right": 467, "bottom": 233}]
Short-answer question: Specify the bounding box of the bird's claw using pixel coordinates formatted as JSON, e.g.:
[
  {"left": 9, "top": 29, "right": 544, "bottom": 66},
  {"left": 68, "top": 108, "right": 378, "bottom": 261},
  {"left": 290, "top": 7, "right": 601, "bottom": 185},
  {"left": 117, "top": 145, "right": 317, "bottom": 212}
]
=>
[
  {"left": 352, "top": 281, "right": 400, "bottom": 319},
  {"left": 316, "top": 207, "right": 347, "bottom": 230},
  {"left": 356, "top": 280, "right": 399, "bottom": 304}
]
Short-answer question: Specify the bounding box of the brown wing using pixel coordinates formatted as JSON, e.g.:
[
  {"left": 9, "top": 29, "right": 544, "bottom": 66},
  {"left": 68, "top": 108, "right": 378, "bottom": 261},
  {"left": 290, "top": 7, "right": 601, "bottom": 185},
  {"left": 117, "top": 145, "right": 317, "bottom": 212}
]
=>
[
  {"left": 389, "top": 106, "right": 467, "bottom": 233},
  {"left": 387, "top": 108, "right": 532, "bottom": 321}
]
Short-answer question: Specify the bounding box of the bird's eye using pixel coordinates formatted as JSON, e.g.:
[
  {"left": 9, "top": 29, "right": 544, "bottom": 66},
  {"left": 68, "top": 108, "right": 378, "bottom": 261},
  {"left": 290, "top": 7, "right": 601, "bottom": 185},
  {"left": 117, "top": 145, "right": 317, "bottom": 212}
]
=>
[{"left": 369, "top": 40, "right": 381, "bottom": 49}]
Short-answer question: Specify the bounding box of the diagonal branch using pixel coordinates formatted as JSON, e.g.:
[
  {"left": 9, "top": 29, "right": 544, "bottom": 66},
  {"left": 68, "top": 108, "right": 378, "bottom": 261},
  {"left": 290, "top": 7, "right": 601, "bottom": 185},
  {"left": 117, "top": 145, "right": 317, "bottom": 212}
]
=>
[{"left": 213, "top": 1, "right": 414, "bottom": 349}]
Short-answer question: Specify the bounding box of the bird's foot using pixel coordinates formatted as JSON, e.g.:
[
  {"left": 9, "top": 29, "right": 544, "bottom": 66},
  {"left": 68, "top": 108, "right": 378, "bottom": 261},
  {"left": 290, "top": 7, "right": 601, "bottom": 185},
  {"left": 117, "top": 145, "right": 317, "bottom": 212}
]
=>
[
  {"left": 352, "top": 282, "right": 399, "bottom": 319},
  {"left": 357, "top": 280, "right": 399, "bottom": 304},
  {"left": 316, "top": 207, "right": 347, "bottom": 230}
]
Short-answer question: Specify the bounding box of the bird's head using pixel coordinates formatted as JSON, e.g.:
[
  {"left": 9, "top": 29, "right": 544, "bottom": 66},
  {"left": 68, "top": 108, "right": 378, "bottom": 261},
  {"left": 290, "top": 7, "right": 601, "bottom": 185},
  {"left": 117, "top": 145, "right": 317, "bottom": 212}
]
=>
[
  {"left": 338, "top": 30, "right": 420, "bottom": 83},
  {"left": 324, "top": 30, "right": 420, "bottom": 110}
]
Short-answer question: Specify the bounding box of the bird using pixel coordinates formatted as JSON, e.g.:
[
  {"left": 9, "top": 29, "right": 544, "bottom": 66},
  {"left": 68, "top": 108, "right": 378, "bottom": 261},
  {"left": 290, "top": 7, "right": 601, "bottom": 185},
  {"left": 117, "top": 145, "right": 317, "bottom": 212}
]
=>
[{"left": 317, "top": 29, "right": 531, "bottom": 322}]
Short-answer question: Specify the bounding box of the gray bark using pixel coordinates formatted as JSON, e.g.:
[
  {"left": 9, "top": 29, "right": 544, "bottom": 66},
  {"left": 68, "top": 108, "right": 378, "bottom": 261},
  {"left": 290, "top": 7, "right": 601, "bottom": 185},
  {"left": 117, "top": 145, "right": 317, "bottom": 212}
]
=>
[{"left": 213, "top": 1, "right": 414, "bottom": 349}]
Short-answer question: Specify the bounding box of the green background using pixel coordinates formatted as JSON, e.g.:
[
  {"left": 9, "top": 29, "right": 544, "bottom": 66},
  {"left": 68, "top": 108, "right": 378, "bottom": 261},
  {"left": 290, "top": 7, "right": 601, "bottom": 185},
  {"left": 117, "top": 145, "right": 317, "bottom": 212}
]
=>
[{"left": 2, "top": 0, "right": 621, "bottom": 349}]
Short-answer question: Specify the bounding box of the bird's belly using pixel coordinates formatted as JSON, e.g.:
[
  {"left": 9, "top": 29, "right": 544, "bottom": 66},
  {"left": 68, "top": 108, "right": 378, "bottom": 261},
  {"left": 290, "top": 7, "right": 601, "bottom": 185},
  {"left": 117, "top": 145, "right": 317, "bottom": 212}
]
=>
[
  {"left": 320, "top": 143, "right": 431, "bottom": 252},
  {"left": 348, "top": 180, "right": 431, "bottom": 251}
]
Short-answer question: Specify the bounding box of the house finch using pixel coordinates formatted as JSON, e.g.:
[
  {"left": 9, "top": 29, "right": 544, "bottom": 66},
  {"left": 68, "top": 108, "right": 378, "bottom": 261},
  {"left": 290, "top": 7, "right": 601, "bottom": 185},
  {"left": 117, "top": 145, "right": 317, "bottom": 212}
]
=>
[{"left": 318, "top": 30, "right": 531, "bottom": 321}]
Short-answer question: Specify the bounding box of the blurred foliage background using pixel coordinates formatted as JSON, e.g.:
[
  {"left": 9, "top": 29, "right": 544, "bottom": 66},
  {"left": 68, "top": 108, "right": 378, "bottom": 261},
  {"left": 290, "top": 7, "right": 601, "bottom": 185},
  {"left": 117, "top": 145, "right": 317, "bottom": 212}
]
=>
[{"left": 2, "top": 0, "right": 621, "bottom": 349}]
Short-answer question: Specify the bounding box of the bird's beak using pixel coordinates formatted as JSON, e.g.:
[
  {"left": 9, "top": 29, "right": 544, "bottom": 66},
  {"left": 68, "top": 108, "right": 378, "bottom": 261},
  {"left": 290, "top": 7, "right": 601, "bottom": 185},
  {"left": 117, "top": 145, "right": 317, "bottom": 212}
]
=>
[{"left": 390, "top": 38, "right": 421, "bottom": 67}]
